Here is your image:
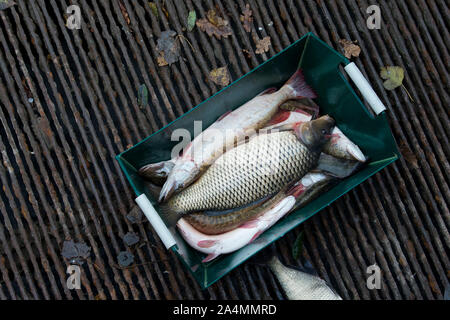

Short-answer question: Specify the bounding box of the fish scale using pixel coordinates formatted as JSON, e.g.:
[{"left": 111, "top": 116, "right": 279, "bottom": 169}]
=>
[{"left": 168, "top": 131, "right": 320, "bottom": 214}]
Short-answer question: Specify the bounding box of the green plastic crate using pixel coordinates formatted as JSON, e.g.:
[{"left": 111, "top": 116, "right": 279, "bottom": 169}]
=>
[{"left": 116, "top": 33, "right": 399, "bottom": 289}]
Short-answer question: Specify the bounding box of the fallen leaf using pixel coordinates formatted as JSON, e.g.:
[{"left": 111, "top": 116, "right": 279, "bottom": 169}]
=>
[
  {"left": 123, "top": 232, "right": 140, "bottom": 246},
  {"left": 380, "top": 66, "right": 404, "bottom": 90},
  {"left": 255, "top": 36, "right": 271, "bottom": 54},
  {"left": 148, "top": 2, "right": 158, "bottom": 18},
  {"left": 242, "top": 49, "right": 251, "bottom": 58},
  {"left": 61, "top": 240, "right": 91, "bottom": 265},
  {"left": 187, "top": 10, "right": 196, "bottom": 32},
  {"left": 196, "top": 9, "right": 232, "bottom": 39},
  {"left": 0, "top": 0, "right": 15, "bottom": 11},
  {"left": 240, "top": 4, "right": 253, "bottom": 32},
  {"left": 156, "top": 30, "right": 180, "bottom": 65},
  {"left": 209, "top": 67, "right": 230, "bottom": 86},
  {"left": 157, "top": 55, "right": 168, "bottom": 66},
  {"left": 118, "top": 251, "right": 134, "bottom": 267},
  {"left": 126, "top": 206, "right": 144, "bottom": 224},
  {"left": 118, "top": 0, "right": 131, "bottom": 25},
  {"left": 292, "top": 230, "right": 304, "bottom": 260},
  {"left": 206, "top": 9, "right": 221, "bottom": 25},
  {"left": 339, "top": 39, "right": 361, "bottom": 59},
  {"left": 138, "top": 84, "right": 148, "bottom": 108}
]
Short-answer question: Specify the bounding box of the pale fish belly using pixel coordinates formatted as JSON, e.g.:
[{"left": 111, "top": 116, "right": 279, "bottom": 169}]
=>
[{"left": 169, "top": 131, "right": 319, "bottom": 213}]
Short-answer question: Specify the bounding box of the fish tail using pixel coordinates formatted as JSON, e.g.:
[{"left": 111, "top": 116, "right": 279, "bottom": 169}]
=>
[
  {"left": 159, "top": 202, "right": 182, "bottom": 227},
  {"left": 283, "top": 69, "right": 317, "bottom": 100}
]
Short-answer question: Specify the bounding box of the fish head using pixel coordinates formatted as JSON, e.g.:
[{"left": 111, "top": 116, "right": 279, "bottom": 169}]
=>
[
  {"left": 159, "top": 161, "right": 199, "bottom": 202},
  {"left": 294, "top": 115, "right": 335, "bottom": 151}
]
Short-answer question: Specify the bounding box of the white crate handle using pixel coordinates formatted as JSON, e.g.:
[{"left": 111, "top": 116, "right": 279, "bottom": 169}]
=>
[
  {"left": 135, "top": 194, "right": 176, "bottom": 249},
  {"left": 344, "top": 62, "right": 386, "bottom": 115}
]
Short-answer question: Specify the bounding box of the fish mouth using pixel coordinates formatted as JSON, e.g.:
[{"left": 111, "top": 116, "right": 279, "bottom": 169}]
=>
[{"left": 139, "top": 162, "right": 166, "bottom": 178}]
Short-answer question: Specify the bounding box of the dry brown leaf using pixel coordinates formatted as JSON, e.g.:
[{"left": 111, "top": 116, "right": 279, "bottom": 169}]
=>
[
  {"left": 157, "top": 55, "right": 168, "bottom": 66},
  {"left": 242, "top": 49, "right": 251, "bottom": 58},
  {"left": 255, "top": 36, "right": 271, "bottom": 54},
  {"left": 119, "top": 0, "right": 131, "bottom": 25},
  {"left": 240, "top": 4, "right": 253, "bottom": 32},
  {"left": 339, "top": 39, "right": 361, "bottom": 59},
  {"left": 196, "top": 9, "right": 232, "bottom": 39},
  {"left": 209, "top": 67, "right": 230, "bottom": 86},
  {"left": 156, "top": 30, "right": 180, "bottom": 65}
]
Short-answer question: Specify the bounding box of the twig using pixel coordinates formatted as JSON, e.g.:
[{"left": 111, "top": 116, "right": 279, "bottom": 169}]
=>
[
  {"left": 176, "top": 34, "right": 196, "bottom": 53},
  {"left": 401, "top": 84, "right": 414, "bottom": 103}
]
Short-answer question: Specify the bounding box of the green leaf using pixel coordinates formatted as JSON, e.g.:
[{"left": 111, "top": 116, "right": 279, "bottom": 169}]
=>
[
  {"left": 148, "top": 2, "right": 158, "bottom": 18},
  {"left": 138, "top": 84, "right": 148, "bottom": 108},
  {"left": 187, "top": 10, "right": 196, "bottom": 32},
  {"left": 292, "top": 231, "right": 304, "bottom": 260},
  {"left": 380, "top": 66, "right": 404, "bottom": 90}
]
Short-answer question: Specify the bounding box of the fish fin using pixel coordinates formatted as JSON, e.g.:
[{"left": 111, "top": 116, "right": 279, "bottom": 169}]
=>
[
  {"left": 197, "top": 239, "right": 218, "bottom": 248},
  {"left": 239, "top": 219, "right": 260, "bottom": 229},
  {"left": 283, "top": 69, "right": 317, "bottom": 100},
  {"left": 296, "top": 98, "right": 320, "bottom": 118},
  {"left": 286, "top": 182, "right": 307, "bottom": 198},
  {"left": 201, "top": 194, "right": 273, "bottom": 217},
  {"left": 257, "top": 87, "right": 277, "bottom": 96},
  {"left": 316, "top": 153, "right": 363, "bottom": 178},
  {"left": 158, "top": 203, "right": 182, "bottom": 227},
  {"left": 249, "top": 230, "right": 263, "bottom": 243},
  {"left": 279, "top": 99, "right": 319, "bottom": 119},
  {"left": 202, "top": 253, "right": 220, "bottom": 263},
  {"left": 267, "top": 110, "right": 291, "bottom": 126},
  {"left": 159, "top": 174, "right": 182, "bottom": 202},
  {"left": 285, "top": 259, "right": 319, "bottom": 277},
  {"left": 265, "top": 122, "right": 302, "bottom": 133}
]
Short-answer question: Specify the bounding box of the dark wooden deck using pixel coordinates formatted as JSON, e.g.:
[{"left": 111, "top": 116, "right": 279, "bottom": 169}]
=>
[{"left": 0, "top": 0, "right": 448, "bottom": 299}]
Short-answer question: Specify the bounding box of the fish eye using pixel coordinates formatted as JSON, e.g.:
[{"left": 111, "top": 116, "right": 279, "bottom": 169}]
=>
[{"left": 321, "top": 129, "right": 327, "bottom": 135}]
